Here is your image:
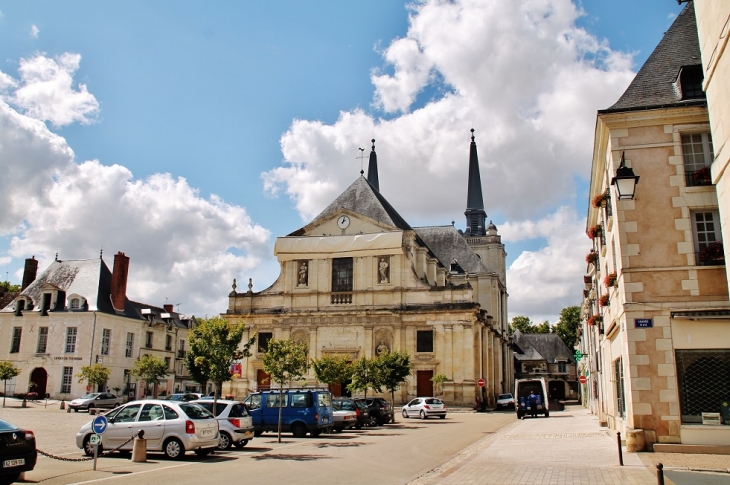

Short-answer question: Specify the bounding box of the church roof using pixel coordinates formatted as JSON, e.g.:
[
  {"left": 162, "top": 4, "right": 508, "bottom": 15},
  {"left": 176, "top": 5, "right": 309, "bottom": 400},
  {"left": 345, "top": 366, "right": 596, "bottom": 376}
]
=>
[
  {"left": 602, "top": 3, "right": 704, "bottom": 113},
  {"left": 466, "top": 130, "right": 485, "bottom": 211},
  {"left": 414, "top": 225, "right": 491, "bottom": 274},
  {"left": 367, "top": 139, "right": 379, "bottom": 192},
  {"left": 303, "top": 176, "right": 412, "bottom": 232}
]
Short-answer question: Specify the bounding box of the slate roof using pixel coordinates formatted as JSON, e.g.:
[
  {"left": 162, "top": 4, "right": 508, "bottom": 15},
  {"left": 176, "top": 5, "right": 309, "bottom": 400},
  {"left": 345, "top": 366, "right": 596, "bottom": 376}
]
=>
[
  {"left": 513, "top": 330, "right": 575, "bottom": 364},
  {"left": 602, "top": 3, "right": 704, "bottom": 113},
  {"left": 294, "top": 176, "right": 412, "bottom": 234},
  {"left": 414, "top": 225, "right": 492, "bottom": 274}
]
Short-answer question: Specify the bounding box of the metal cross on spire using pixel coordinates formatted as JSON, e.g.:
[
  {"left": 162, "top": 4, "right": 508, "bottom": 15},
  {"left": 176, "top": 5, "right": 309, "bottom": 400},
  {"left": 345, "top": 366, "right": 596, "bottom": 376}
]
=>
[{"left": 357, "top": 147, "right": 366, "bottom": 175}]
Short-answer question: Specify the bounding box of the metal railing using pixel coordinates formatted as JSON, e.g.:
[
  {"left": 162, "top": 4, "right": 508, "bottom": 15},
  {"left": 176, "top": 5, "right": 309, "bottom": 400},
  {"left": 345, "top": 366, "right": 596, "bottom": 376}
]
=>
[{"left": 685, "top": 167, "right": 713, "bottom": 187}]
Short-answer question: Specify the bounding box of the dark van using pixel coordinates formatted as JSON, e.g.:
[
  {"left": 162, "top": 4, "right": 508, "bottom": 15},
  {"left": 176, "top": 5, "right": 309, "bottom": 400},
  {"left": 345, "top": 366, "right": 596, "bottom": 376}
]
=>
[{"left": 243, "top": 389, "right": 333, "bottom": 437}]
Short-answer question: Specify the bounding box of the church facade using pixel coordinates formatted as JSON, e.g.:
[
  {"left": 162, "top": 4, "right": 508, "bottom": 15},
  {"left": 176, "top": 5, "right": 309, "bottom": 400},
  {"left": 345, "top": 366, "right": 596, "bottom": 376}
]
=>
[{"left": 224, "top": 133, "right": 511, "bottom": 406}]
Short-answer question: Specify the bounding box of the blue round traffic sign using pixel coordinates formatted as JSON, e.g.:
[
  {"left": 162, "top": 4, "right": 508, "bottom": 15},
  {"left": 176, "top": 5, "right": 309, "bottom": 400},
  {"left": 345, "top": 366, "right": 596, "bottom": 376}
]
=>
[{"left": 92, "top": 415, "right": 108, "bottom": 435}]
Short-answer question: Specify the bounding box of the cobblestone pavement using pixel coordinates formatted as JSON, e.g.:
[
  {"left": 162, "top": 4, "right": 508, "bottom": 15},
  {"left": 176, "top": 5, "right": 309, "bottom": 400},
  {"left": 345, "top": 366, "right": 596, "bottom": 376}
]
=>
[{"left": 415, "top": 406, "right": 658, "bottom": 485}]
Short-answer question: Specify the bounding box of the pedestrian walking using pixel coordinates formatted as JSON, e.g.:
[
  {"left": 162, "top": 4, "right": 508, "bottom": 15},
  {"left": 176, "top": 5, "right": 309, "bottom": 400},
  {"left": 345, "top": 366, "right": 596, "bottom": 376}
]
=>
[{"left": 528, "top": 390, "right": 538, "bottom": 418}]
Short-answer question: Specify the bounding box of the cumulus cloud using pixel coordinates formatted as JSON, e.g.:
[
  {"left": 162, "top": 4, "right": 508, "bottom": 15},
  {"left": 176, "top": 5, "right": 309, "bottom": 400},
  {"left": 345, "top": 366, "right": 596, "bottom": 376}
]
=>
[
  {"left": 30, "top": 25, "right": 39, "bottom": 38},
  {"left": 3, "top": 53, "right": 100, "bottom": 127},
  {"left": 0, "top": 54, "right": 271, "bottom": 315},
  {"left": 264, "top": 0, "right": 632, "bottom": 321},
  {"left": 502, "top": 207, "right": 588, "bottom": 322}
]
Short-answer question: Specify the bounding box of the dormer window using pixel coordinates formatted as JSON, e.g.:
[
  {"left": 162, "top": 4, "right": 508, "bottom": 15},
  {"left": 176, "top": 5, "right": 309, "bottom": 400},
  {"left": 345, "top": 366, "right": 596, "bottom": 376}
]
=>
[
  {"left": 14, "top": 299, "right": 26, "bottom": 317},
  {"left": 40, "top": 293, "right": 52, "bottom": 316},
  {"left": 675, "top": 65, "right": 705, "bottom": 100},
  {"left": 67, "top": 294, "right": 87, "bottom": 312},
  {"left": 70, "top": 298, "right": 80, "bottom": 310}
]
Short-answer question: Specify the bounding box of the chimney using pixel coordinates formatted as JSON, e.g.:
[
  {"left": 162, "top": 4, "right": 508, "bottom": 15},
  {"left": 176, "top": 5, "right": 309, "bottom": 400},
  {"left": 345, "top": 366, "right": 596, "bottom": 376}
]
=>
[
  {"left": 111, "top": 252, "right": 130, "bottom": 311},
  {"left": 163, "top": 304, "right": 174, "bottom": 313},
  {"left": 22, "top": 256, "right": 38, "bottom": 291}
]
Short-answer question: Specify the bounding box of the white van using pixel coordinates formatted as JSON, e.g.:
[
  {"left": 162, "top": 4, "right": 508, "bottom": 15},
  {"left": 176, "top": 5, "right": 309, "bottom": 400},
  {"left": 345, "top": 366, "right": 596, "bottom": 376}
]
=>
[{"left": 515, "top": 377, "right": 549, "bottom": 418}]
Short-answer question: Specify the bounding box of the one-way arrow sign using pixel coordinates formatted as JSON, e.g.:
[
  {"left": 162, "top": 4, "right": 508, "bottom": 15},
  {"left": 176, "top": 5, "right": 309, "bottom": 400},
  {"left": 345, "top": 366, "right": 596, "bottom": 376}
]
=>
[{"left": 92, "top": 415, "right": 108, "bottom": 435}]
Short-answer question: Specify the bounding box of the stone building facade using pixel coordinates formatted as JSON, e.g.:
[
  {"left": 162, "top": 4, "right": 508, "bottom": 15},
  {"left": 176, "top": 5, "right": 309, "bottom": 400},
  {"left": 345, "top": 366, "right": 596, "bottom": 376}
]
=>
[
  {"left": 580, "top": 4, "right": 730, "bottom": 449},
  {"left": 0, "top": 252, "right": 196, "bottom": 400},
  {"left": 225, "top": 135, "right": 511, "bottom": 406}
]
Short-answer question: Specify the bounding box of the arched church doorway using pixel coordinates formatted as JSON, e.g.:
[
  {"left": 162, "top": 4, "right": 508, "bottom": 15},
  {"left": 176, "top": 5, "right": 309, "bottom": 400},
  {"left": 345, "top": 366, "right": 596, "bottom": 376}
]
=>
[{"left": 30, "top": 367, "right": 48, "bottom": 396}]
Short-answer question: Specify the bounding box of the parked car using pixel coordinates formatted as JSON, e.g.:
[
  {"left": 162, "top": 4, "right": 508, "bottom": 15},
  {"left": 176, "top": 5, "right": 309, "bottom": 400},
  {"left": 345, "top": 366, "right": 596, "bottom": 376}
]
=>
[
  {"left": 192, "top": 399, "right": 254, "bottom": 449},
  {"left": 515, "top": 377, "right": 549, "bottom": 418},
  {"left": 364, "top": 397, "right": 394, "bottom": 425},
  {"left": 68, "top": 393, "right": 124, "bottom": 412},
  {"left": 331, "top": 402, "right": 358, "bottom": 432},
  {"left": 401, "top": 397, "right": 447, "bottom": 419},
  {"left": 0, "top": 418, "right": 36, "bottom": 485},
  {"left": 332, "top": 397, "right": 370, "bottom": 429},
  {"left": 165, "top": 393, "right": 201, "bottom": 402},
  {"left": 76, "top": 400, "right": 219, "bottom": 459},
  {"left": 242, "top": 389, "right": 334, "bottom": 437},
  {"left": 496, "top": 393, "right": 515, "bottom": 409}
]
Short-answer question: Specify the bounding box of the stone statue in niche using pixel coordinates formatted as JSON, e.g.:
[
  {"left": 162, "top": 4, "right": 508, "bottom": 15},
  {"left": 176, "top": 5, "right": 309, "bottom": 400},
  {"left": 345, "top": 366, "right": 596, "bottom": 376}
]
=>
[
  {"left": 378, "top": 257, "right": 389, "bottom": 284},
  {"left": 376, "top": 340, "right": 389, "bottom": 356},
  {"left": 298, "top": 261, "right": 308, "bottom": 287}
]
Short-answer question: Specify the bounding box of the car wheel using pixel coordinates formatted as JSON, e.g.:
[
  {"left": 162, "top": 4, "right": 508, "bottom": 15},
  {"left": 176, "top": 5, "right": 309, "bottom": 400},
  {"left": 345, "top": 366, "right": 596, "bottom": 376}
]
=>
[
  {"left": 74, "top": 408, "right": 79, "bottom": 413},
  {"left": 234, "top": 439, "right": 249, "bottom": 448},
  {"left": 83, "top": 435, "right": 101, "bottom": 457},
  {"left": 0, "top": 472, "right": 20, "bottom": 485},
  {"left": 195, "top": 448, "right": 213, "bottom": 457},
  {"left": 163, "top": 438, "right": 185, "bottom": 460},
  {"left": 545, "top": 412, "right": 549, "bottom": 418},
  {"left": 254, "top": 430, "right": 263, "bottom": 437},
  {"left": 291, "top": 423, "right": 307, "bottom": 438},
  {"left": 420, "top": 410, "right": 427, "bottom": 420},
  {"left": 310, "top": 430, "right": 321, "bottom": 437},
  {"left": 439, "top": 415, "right": 446, "bottom": 419},
  {"left": 218, "top": 432, "right": 232, "bottom": 450},
  {"left": 402, "top": 409, "right": 408, "bottom": 418}
]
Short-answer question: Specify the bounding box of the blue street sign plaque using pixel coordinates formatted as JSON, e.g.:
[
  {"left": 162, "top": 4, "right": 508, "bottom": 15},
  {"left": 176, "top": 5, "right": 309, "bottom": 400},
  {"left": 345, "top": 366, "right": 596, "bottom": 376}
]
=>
[
  {"left": 92, "top": 415, "right": 108, "bottom": 435},
  {"left": 635, "top": 318, "right": 653, "bottom": 328}
]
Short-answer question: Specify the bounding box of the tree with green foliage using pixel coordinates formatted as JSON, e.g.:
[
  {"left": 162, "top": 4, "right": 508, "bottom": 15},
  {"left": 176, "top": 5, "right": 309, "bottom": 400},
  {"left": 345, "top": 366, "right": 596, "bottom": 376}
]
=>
[
  {"left": 0, "top": 281, "right": 20, "bottom": 292},
  {"left": 130, "top": 355, "right": 169, "bottom": 397},
  {"left": 261, "top": 338, "right": 310, "bottom": 443},
  {"left": 76, "top": 364, "right": 111, "bottom": 391},
  {"left": 185, "top": 316, "right": 254, "bottom": 411},
  {"left": 348, "top": 356, "right": 382, "bottom": 400},
  {"left": 377, "top": 350, "right": 411, "bottom": 422},
  {"left": 0, "top": 361, "right": 21, "bottom": 407},
  {"left": 535, "top": 321, "right": 553, "bottom": 334},
  {"left": 431, "top": 373, "right": 449, "bottom": 397},
  {"left": 509, "top": 316, "right": 535, "bottom": 334},
  {"left": 555, "top": 306, "right": 581, "bottom": 350},
  {"left": 312, "top": 354, "right": 352, "bottom": 392}
]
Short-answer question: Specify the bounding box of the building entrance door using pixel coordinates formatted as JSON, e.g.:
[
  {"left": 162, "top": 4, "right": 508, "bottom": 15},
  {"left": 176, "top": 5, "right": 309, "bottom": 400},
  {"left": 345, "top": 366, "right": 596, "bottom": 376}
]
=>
[
  {"left": 30, "top": 367, "right": 47, "bottom": 396},
  {"left": 416, "top": 370, "right": 433, "bottom": 397}
]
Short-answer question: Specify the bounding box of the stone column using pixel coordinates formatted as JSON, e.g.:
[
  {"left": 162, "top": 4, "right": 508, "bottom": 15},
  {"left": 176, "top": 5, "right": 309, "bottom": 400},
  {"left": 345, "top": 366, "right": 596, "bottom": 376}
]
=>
[
  {"left": 444, "top": 325, "right": 453, "bottom": 379},
  {"left": 486, "top": 332, "right": 495, "bottom": 405}
]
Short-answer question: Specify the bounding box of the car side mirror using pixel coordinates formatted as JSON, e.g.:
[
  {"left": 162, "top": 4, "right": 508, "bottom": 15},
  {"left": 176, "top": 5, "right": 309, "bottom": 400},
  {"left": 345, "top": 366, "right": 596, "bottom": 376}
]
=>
[{"left": 108, "top": 418, "right": 115, "bottom": 424}]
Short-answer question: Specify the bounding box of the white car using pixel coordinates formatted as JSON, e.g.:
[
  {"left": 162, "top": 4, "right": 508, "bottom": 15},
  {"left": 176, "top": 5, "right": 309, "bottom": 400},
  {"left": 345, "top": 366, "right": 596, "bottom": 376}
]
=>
[
  {"left": 401, "top": 397, "right": 447, "bottom": 419},
  {"left": 192, "top": 400, "right": 255, "bottom": 450},
  {"left": 76, "top": 400, "right": 219, "bottom": 459},
  {"left": 496, "top": 393, "right": 515, "bottom": 409},
  {"left": 68, "top": 393, "right": 124, "bottom": 412},
  {"left": 332, "top": 402, "right": 358, "bottom": 432}
]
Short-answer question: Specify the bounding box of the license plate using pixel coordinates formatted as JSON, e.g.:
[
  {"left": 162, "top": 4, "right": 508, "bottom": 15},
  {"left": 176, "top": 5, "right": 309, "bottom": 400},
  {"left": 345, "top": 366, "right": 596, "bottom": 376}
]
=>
[
  {"left": 201, "top": 429, "right": 214, "bottom": 436},
  {"left": 3, "top": 458, "right": 24, "bottom": 468}
]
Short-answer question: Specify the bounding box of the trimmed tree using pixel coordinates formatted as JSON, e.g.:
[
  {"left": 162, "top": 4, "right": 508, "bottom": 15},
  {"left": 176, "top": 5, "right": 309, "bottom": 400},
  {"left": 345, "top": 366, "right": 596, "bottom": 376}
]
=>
[
  {"left": 0, "top": 361, "right": 21, "bottom": 407},
  {"left": 312, "top": 354, "right": 352, "bottom": 396},
  {"left": 348, "top": 356, "right": 382, "bottom": 400},
  {"left": 431, "top": 373, "right": 448, "bottom": 397},
  {"left": 76, "top": 364, "right": 111, "bottom": 393},
  {"left": 261, "top": 338, "right": 310, "bottom": 443},
  {"left": 184, "top": 316, "right": 254, "bottom": 412},
  {"left": 377, "top": 350, "right": 411, "bottom": 422},
  {"left": 130, "top": 355, "right": 169, "bottom": 397}
]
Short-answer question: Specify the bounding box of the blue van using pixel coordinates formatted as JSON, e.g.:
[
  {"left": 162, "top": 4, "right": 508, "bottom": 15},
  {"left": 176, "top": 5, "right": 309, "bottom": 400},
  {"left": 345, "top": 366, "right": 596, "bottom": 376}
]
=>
[{"left": 242, "top": 389, "right": 333, "bottom": 437}]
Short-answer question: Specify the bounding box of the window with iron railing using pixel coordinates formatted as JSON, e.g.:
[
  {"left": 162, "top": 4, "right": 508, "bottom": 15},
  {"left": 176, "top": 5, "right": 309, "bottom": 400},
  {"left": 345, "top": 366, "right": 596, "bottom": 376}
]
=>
[
  {"left": 331, "top": 257, "right": 353, "bottom": 304},
  {"left": 682, "top": 133, "right": 714, "bottom": 187},
  {"left": 692, "top": 210, "right": 724, "bottom": 266}
]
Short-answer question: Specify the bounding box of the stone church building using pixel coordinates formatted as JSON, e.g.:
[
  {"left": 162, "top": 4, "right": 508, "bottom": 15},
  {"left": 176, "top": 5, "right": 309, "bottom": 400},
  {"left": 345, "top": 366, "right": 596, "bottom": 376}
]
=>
[{"left": 225, "top": 131, "right": 511, "bottom": 406}]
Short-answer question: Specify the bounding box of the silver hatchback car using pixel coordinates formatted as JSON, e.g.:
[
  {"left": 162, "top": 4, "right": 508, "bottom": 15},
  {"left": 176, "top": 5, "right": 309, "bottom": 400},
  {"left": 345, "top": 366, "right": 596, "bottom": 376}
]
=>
[
  {"left": 192, "top": 400, "right": 254, "bottom": 450},
  {"left": 76, "top": 400, "right": 219, "bottom": 459}
]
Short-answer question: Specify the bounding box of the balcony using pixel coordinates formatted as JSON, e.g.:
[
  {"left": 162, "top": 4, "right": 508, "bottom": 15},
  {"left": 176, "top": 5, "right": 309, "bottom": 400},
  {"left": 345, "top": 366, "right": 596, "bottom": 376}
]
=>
[
  {"left": 697, "top": 242, "right": 725, "bottom": 266},
  {"left": 331, "top": 293, "right": 353, "bottom": 304},
  {"left": 177, "top": 350, "right": 186, "bottom": 359},
  {"left": 685, "top": 166, "right": 713, "bottom": 187}
]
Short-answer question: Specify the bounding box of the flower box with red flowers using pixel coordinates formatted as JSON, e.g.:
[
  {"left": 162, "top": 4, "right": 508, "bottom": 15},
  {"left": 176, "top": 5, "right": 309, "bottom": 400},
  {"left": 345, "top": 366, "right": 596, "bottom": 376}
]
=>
[
  {"left": 586, "top": 252, "right": 598, "bottom": 265},
  {"left": 603, "top": 271, "right": 617, "bottom": 288},
  {"left": 699, "top": 242, "right": 724, "bottom": 264},
  {"left": 588, "top": 225, "right": 603, "bottom": 240},
  {"left": 587, "top": 315, "right": 602, "bottom": 326},
  {"left": 592, "top": 193, "right": 608, "bottom": 208},
  {"left": 599, "top": 294, "right": 610, "bottom": 307}
]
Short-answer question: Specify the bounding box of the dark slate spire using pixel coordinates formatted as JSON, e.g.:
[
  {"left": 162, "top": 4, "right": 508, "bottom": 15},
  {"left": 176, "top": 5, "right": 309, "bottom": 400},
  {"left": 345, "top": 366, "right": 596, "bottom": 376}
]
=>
[
  {"left": 367, "top": 139, "right": 380, "bottom": 192},
  {"left": 465, "top": 129, "right": 487, "bottom": 236}
]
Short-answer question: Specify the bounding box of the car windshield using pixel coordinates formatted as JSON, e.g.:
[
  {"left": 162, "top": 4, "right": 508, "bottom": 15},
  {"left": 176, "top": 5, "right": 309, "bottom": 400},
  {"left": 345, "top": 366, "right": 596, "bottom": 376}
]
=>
[
  {"left": 498, "top": 394, "right": 513, "bottom": 399},
  {"left": 80, "top": 393, "right": 100, "bottom": 399},
  {"left": 179, "top": 403, "right": 215, "bottom": 419},
  {"left": 0, "top": 419, "right": 19, "bottom": 431},
  {"left": 166, "top": 394, "right": 184, "bottom": 400}
]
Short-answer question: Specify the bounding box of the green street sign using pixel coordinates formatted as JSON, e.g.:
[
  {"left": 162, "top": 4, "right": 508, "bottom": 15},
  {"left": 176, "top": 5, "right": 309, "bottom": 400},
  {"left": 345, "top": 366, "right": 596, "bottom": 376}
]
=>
[{"left": 574, "top": 350, "right": 584, "bottom": 360}]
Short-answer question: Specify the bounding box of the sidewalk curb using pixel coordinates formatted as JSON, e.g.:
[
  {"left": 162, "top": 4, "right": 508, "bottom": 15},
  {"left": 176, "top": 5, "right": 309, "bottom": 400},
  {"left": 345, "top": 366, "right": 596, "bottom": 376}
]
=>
[{"left": 662, "top": 466, "right": 730, "bottom": 474}]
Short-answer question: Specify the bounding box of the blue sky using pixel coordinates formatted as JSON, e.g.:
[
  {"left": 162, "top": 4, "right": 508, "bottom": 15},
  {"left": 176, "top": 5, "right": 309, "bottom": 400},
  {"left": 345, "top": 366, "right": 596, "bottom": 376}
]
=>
[{"left": 0, "top": 0, "right": 684, "bottom": 321}]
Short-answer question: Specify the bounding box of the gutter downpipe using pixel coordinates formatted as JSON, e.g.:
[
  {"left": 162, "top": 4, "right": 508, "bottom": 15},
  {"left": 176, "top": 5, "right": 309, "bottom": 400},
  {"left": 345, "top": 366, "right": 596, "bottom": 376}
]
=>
[{"left": 89, "top": 311, "right": 98, "bottom": 366}]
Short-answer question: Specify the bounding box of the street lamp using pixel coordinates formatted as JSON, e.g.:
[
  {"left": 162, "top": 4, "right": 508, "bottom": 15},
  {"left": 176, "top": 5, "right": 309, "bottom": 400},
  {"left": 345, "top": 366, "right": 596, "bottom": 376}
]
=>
[{"left": 611, "top": 151, "right": 640, "bottom": 200}]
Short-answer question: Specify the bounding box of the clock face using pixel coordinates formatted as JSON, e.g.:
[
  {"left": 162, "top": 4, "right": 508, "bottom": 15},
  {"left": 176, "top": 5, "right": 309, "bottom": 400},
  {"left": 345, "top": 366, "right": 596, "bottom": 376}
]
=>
[{"left": 337, "top": 216, "right": 350, "bottom": 229}]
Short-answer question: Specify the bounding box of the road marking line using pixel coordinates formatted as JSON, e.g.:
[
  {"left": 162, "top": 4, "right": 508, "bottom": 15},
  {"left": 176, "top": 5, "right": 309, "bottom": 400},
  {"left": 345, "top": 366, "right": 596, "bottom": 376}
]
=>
[{"left": 66, "top": 463, "right": 195, "bottom": 485}]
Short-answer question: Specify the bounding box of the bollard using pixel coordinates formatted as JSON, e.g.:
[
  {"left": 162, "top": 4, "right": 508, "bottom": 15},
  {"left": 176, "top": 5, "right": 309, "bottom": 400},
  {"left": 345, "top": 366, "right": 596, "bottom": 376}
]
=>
[
  {"left": 60, "top": 400, "right": 65, "bottom": 410},
  {"left": 656, "top": 463, "right": 664, "bottom": 485},
  {"left": 22, "top": 398, "right": 27, "bottom": 408},
  {"left": 67, "top": 407, "right": 71, "bottom": 413},
  {"left": 132, "top": 430, "right": 147, "bottom": 463},
  {"left": 617, "top": 431, "right": 624, "bottom": 466}
]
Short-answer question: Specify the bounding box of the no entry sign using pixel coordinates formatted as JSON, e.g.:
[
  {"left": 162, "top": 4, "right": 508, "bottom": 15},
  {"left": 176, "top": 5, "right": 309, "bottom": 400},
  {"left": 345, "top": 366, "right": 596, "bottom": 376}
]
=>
[
  {"left": 477, "top": 378, "right": 486, "bottom": 387},
  {"left": 579, "top": 375, "right": 587, "bottom": 384}
]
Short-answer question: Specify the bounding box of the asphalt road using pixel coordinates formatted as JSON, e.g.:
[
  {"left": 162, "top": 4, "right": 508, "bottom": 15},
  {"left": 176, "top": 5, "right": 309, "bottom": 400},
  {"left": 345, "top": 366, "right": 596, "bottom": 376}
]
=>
[{"left": 0, "top": 401, "right": 516, "bottom": 485}]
